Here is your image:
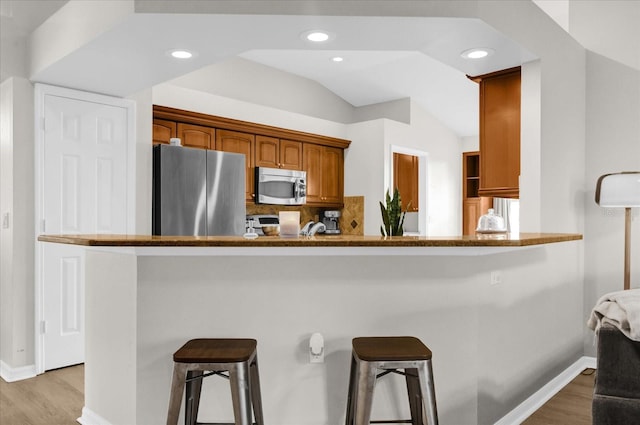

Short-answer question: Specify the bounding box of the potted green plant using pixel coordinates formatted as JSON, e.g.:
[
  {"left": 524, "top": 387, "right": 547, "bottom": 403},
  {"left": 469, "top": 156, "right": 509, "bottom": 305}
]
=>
[{"left": 380, "top": 188, "right": 409, "bottom": 236}]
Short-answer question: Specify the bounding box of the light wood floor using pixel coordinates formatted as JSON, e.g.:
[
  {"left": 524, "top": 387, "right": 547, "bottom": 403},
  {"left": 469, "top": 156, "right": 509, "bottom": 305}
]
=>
[
  {"left": 522, "top": 368, "right": 596, "bottom": 425},
  {"left": 0, "top": 364, "right": 83, "bottom": 425},
  {"left": 1, "top": 365, "right": 594, "bottom": 424}
]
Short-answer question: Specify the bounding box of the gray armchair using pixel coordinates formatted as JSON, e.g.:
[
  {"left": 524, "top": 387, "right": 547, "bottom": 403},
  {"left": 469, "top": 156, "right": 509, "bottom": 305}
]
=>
[{"left": 592, "top": 323, "right": 640, "bottom": 424}]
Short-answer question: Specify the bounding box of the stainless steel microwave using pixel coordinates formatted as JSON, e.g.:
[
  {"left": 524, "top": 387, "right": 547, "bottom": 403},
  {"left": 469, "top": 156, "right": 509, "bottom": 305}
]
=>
[{"left": 255, "top": 167, "right": 306, "bottom": 205}]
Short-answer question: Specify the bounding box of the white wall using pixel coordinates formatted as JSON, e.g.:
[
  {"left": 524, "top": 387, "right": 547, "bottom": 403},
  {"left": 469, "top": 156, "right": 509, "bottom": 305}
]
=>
[
  {"left": 169, "top": 57, "right": 356, "bottom": 124},
  {"left": 344, "top": 119, "right": 386, "bottom": 235},
  {"left": 127, "top": 87, "right": 153, "bottom": 235},
  {"left": 520, "top": 60, "right": 543, "bottom": 232},
  {"left": 461, "top": 135, "right": 479, "bottom": 153},
  {"left": 383, "top": 102, "right": 462, "bottom": 236},
  {"left": 0, "top": 78, "right": 35, "bottom": 375},
  {"left": 29, "top": 0, "right": 134, "bottom": 81},
  {"left": 583, "top": 52, "right": 640, "bottom": 355},
  {"left": 153, "top": 83, "right": 348, "bottom": 141}
]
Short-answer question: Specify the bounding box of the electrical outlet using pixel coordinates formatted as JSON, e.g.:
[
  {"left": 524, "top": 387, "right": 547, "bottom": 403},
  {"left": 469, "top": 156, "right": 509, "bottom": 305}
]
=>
[
  {"left": 490, "top": 270, "right": 502, "bottom": 285},
  {"left": 309, "top": 333, "right": 324, "bottom": 363}
]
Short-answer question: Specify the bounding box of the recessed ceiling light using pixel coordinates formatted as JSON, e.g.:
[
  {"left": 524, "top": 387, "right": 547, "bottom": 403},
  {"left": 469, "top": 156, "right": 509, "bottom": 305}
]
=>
[
  {"left": 307, "top": 32, "right": 329, "bottom": 42},
  {"left": 461, "top": 48, "right": 494, "bottom": 59},
  {"left": 168, "top": 49, "right": 195, "bottom": 59},
  {"left": 332, "top": 57, "right": 344, "bottom": 62},
  {"left": 301, "top": 30, "right": 334, "bottom": 43}
]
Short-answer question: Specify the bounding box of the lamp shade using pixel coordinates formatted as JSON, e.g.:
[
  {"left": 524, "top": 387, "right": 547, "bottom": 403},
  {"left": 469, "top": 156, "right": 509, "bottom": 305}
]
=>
[{"left": 595, "top": 172, "right": 640, "bottom": 207}]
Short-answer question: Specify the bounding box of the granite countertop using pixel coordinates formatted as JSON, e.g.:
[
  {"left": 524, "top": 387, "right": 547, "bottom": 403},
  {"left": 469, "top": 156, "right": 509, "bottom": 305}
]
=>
[{"left": 38, "top": 233, "right": 582, "bottom": 247}]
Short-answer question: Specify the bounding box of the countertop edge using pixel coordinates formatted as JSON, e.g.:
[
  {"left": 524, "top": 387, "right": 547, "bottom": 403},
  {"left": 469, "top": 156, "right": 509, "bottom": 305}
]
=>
[{"left": 37, "top": 233, "right": 583, "bottom": 248}]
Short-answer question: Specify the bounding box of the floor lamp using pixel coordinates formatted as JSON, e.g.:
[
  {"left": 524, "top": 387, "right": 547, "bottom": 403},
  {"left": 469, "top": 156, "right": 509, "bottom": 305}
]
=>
[{"left": 595, "top": 171, "right": 640, "bottom": 290}]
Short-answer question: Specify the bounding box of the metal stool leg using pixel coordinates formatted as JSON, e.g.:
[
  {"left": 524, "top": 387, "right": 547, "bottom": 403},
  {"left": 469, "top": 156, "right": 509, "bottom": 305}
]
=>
[
  {"left": 405, "top": 368, "right": 424, "bottom": 425},
  {"left": 249, "top": 356, "right": 264, "bottom": 425},
  {"left": 167, "top": 363, "right": 188, "bottom": 425},
  {"left": 229, "top": 362, "right": 252, "bottom": 425},
  {"left": 345, "top": 354, "right": 357, "bottom": 425},
  {"left": 417, "top": 360, "right": 438, "bottom": 425},
  {"left": 185, "top": 370, "right": 204, "bottom": 425},
  {"left": 354, "top": 360, "right": 378, "bottom": 425}
]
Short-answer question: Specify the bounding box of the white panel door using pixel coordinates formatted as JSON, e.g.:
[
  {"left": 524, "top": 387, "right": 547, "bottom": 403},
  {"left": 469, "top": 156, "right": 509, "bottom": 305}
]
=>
[{"left": 41, "top": 93, "right": 130, "bottom": 371}]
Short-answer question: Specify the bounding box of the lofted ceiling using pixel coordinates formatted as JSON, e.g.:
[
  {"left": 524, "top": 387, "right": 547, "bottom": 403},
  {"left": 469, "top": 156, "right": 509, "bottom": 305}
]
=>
[{"left": 2, "top": 1, "right": 637, "bottom": 138}]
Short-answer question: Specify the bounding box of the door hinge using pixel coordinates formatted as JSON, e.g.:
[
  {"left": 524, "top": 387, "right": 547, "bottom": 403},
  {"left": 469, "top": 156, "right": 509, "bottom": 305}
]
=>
[
  {"left": 41, "top": 117, "right": 46, "bottom": 131},
  {"left": 41, "top": 219, "right": 46, "bottom": 232},
  {"left": 41, "top": 320, "right": 47, "bottom": 334}
]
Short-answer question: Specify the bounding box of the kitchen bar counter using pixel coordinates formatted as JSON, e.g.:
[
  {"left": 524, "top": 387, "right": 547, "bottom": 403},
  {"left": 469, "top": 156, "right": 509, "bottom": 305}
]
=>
[
  {"left": 38, "top": 233, "right": 582, "bottom": 257},
  {"left": 38, "top": 232, "right": 584, "bottom": 424},
  {"left": 38, "top": 232, "right": 581, "bottom": 247}
]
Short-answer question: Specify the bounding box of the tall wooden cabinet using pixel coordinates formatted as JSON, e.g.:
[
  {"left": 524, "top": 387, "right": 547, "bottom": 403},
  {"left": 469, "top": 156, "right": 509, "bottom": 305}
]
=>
[
  {"left": 462, "top": 151, "right": 492, "bottom": 235},
  {"left": 470, "top": 67, "right": 521, "bottom": 198},
  {"left": 393, "top": 152, "right": 419, "bottom": 212},
  {"left": 303, "top": 144, "right": 344, "bottom": 207}
]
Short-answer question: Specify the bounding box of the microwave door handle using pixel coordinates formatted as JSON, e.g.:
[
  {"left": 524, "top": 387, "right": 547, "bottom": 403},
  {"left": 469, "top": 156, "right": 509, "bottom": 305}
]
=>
[
  {"left": 262, "top": 175, "right": 297, "bottom": 183},
  {"left": 294, "top": 179, "right": 305, "bottom": 201}
]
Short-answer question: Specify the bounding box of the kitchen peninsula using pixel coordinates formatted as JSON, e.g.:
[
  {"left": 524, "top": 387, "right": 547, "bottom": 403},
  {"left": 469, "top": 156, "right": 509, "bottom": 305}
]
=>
[{"left": 39, "top": 233, "right": 583, "bottom": 424}]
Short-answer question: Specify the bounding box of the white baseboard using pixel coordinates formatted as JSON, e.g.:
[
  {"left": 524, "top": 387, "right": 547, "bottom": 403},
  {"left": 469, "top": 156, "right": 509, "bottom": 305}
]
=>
[
  {"left": 0, "top": 360, "right": 37, "bottom": 382},
  {"left": 494, "top": 356, "right": 597, "bottom": 425},
  {"left": 78, "top": 406, "right": 113, "bottom": 425}
]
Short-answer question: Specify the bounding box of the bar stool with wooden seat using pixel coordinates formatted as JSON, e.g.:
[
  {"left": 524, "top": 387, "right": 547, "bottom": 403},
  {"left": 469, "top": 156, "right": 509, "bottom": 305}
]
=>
[
  {"left": 166, "top": 338, "right": 264, "bottom": 425},
  {"left": 345, "top": 336, "right": 438, "bottom": 425}
]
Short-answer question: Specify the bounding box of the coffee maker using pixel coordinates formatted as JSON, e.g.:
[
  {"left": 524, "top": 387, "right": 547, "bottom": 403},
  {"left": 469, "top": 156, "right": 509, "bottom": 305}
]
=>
[{"left": 321, "top": 210, "right": 341, "bottom": 234}]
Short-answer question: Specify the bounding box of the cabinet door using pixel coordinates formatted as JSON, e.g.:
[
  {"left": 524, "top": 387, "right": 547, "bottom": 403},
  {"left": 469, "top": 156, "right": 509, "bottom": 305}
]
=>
[
  {"left": 303, "top": 143, "right": 323, "bottom": 204},
  {"left": 216, "top": 129, "right": 255, "bottom": 202},
  {"left": 320, "top": 146, "right": 343, "bottom": 205},
  {"left": 463, "top": 198, "right": 480, "bottom": 235},
  {"left": 479, "top": 69, "right": 520, "bottom": 197},
  {"left": 153, "top": 119, "right": 176, "bottom": 145},
  {"left": 280, "top": 140, "right": 302, "bottom": 170},
  {"left": 255, "top": 137, "right": 302, "bottom": 170},
  {"left": 393, "top": 152, "right": 419, "bottom": 212},
  {"left": 303, "top": 144, "right": 343, "bottom": 206},
  {"left": 462, "top": 196, "right": 492, "bottom": 235},
  {"left": 255, "top": 135, "right": 279, "bottom": 168},
  {"left": 177, "top": 123, "right": 215, "bottom": 150}
]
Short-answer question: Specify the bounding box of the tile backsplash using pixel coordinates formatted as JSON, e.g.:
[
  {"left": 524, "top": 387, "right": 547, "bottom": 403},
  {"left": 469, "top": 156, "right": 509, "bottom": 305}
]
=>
[
  {"left": 246, "top": 195, "right": 364, "bottom": 235},
  {"left": 340, "top": 196, "right": 364, "bottom": 236}
]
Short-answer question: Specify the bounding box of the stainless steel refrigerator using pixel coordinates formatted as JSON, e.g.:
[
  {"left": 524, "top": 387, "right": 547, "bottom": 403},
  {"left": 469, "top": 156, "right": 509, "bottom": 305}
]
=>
[{"left": 152, "top": 144, "right": 246, "bottom": 236}]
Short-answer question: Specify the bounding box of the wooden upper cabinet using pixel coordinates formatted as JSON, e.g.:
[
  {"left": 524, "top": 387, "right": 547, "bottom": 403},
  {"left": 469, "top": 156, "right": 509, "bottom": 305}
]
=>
[
  {"left": 303, "top": 144, "right": 343, "bottom": 207},
  {"left": 177, "top": 123, "right": 215, "bottom": 150},
  {"left": 470, "top": 67, "right": 521, "bottom": 198},
  {"left": 153, "top": 119, "right": 176, "bottom": 145},
  {"left": 216, "top": 129, "right": 255, "bottom": 202},
  {"left": 255, "top": 136, "right": 279, "bottom": 168},
  {"left": 255, "top": 136, "right": 302, "bottom": 170},
  {"left": 393, "top": 152, "right": 419, "bottom": 212},
  {"left": 152, "top": 106, "right": 350, "bottom": 205},
  {"left": 279, "top": 140, "right": 302, "bottom": 170}
]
